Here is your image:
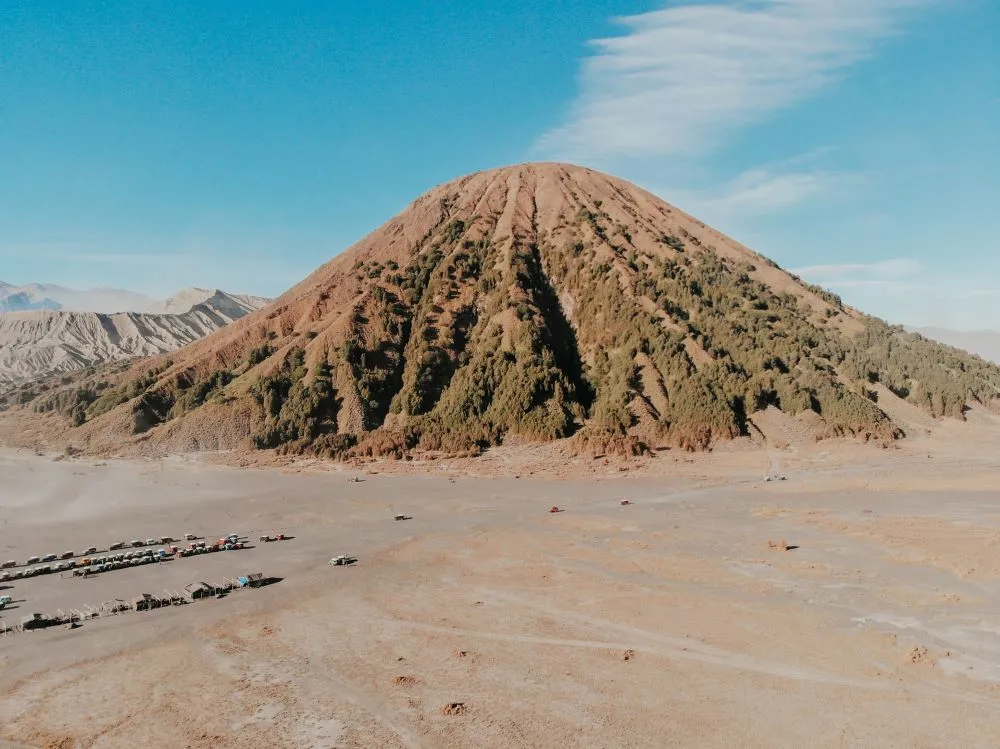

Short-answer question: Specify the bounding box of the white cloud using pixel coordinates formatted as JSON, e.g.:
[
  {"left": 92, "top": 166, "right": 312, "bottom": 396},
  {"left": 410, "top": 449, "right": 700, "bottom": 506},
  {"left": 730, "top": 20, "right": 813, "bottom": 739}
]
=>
[
  {"left": 944, "top": 288, "right": 1000, "bottom": 300},
  {"left": 793, "top": 258, "right": 925, "bottom": 280},
  {"left": 787, "top": 258, "right": 1000, "bottom": 329},
  {"left": 663, "top": 164, "right": 853, "bottom": 219},
  {"left": 0, "top": 242, "right": 193, "bottom": 267},
  {"left": 821, "top": 280, "right": 922, "bottom": 289},
  {"left": 538, "top": 0, "right": 935, "bottom": 160},
  {"left": 716, "top": 170, "right": 837, "bottom": 212}
]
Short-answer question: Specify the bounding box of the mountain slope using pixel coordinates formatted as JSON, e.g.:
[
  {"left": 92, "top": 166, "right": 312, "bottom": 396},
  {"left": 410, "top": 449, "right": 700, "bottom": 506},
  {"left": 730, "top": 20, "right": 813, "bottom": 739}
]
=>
[
  {"left": 158, "top": 288, "right": 271, "bottom": 316},
  {"left": 18, "top": 163, "right": 1000, "bottom": 457},
  {"left": 0, "top": 291, "right": 270, "bottom": 389}
]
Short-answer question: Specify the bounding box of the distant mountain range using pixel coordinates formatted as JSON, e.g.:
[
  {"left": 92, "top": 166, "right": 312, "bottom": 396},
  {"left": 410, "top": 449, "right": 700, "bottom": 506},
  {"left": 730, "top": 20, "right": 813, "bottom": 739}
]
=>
[
  {"left": 0, "top": 281, "right": 269, "bottom": 315},
  {"left": 0, "top": 286, "right": 270, "bottom": 389},
  {"left": 913, "top": 327, "right": 1000, "bottom": 366}
]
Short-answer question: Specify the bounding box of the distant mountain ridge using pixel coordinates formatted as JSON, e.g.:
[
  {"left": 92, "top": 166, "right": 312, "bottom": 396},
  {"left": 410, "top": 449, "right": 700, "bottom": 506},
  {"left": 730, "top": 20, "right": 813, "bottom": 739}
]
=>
[
  {"left": 0, "top": 289, "right": 61, "bottom": 312},
  {"left": 0, "top": 281, "right": 158, "bottom": 313},
  {"left": 0, "top": 288, "right": 270, "bottom": 389},
  {"left": 913, "top": 327, "right": 1000, "bottom": 366},
  {"left": 0, "top": 281, "right": 270, "bottom": 315}
]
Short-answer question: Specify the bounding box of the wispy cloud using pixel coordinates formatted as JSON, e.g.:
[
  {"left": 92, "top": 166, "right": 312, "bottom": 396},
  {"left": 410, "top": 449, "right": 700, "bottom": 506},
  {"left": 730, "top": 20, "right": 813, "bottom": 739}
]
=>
[
  {"left": 820, "top": 280, "right": 923, "bottom": 289},
  {"left": 793, "top": 258, "right": 925, "bottom": 280},
  {"left": 716, "top": 170, "right": 841, "bottom": 212},
  {"left": 940, "top": 287, "right": 1000, "bottom": 301},
  {"left": 72, "top": 252, "right": 197, "bottom": 267},
  {"left": 0, "top": 236, "right": 309, "bottom": 298},
  {"left": 789, "top": 259, "right": 1000, "bottom": 329},
  {"left": 539, "top": 0, "right": 935, "bottom": 160},
  {"left": 0, "top": 242, "right": 194, "bottom": 267},
  {"left": 663, "top": 162, "right": 856, "bottom": 219}
]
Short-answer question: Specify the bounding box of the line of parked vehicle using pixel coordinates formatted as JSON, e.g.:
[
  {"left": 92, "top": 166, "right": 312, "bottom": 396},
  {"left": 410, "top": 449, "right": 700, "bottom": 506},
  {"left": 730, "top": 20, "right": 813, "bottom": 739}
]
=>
[
  {"left": 0, "top": 533, "right": 249, "bottom": 582},
  {"left": 72, "top": 548, "right": 171, "bottom": 576},
  {"left": 1, "top": 548, "right": 171, "bottom": 581},
  {"left": 74, "top": 534, "right": 247, "bottom": 578},
  {"left": 175, "top": 534, "right": 246, "bottom": 558},
  {"left": 0, "top": 532, "right": 206, "bottom": 572}
]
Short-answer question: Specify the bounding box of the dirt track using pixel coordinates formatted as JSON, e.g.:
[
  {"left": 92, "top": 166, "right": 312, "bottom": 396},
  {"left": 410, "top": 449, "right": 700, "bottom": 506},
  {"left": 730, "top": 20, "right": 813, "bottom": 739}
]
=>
[{"left": 4, "top": 427, "right": 1000, "bottom": 748}]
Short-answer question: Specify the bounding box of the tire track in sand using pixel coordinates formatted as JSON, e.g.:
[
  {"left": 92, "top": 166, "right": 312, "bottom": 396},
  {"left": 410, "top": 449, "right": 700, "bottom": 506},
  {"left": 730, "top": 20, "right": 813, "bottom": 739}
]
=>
[
  {"left": 454, "top": 588, "right": 1000, "bottom": 706},
  {"left": 391, "top": 617, "right": 881, "bottom": 690}
]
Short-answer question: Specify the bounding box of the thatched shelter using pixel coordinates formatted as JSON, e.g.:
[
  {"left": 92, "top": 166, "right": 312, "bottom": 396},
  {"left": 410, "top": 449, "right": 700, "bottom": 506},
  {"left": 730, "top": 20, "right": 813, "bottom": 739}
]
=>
[{"left": 185, "top": 582, "right": 214, "bottom": 600}]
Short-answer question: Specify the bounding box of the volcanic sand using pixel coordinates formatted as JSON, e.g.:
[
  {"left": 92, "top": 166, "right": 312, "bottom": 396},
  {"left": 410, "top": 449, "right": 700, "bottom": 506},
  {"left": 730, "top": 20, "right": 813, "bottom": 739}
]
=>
[{"left": 3, "top": 422, "right": 1000, "bottom": 747}]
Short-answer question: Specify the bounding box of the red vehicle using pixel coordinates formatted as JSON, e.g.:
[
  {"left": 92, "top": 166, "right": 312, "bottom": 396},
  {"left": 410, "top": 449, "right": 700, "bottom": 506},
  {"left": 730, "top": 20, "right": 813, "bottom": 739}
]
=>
[
  {"left": 549, "top": 506, "right": 562, "bottom": 513},
  {"left": 619, "top": 499, "right": 632, "bottom": 506}
]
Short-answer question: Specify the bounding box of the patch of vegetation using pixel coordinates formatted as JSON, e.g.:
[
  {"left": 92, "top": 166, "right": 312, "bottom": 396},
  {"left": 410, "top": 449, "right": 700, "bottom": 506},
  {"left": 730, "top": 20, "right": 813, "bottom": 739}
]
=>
[
  {"left": 251, "top": 348, "right": 340, "bottom": 449},
  {"left": 85, "top": 373, "right": 156, "bottom": 420},
  {"left": 803, "top": 282, "right": 843, "bottom": 309},
  {"left": 247, "top": 344, "right": 273, "bottom": 367},
  {"left": 840, "top": 323, "right": 1000, "bottom": 418},
  {"left": 661, "top": 234, "right": 685, "bottom": 251},
  {"left": 170, "top": 369, "right": 234, "bottom": 417}
]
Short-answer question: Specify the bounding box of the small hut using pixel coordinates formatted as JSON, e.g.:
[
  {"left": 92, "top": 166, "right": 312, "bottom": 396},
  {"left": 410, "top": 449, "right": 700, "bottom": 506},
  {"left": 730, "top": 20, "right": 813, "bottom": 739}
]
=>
[
  {"left": 100, "top": 599, "right": 130, "bottom": 615},
  {"left": 185, "top": 582, "right": 214, "bottom": 600},
  {"left": 133, "top": 594, "right": 159, "bottom": 611}
]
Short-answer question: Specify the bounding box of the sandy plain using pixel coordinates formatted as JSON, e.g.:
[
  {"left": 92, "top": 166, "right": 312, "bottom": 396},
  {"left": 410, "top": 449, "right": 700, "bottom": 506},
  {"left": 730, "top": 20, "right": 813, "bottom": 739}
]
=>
[{"left": 3, "top": 415, "right": 1000, "bottom": 748}]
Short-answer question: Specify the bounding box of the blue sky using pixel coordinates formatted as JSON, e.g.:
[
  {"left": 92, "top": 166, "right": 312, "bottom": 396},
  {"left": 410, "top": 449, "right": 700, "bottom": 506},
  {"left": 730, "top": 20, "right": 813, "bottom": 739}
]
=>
[{"left": 2, "top": 0, "right": 997, "bottom": 329}]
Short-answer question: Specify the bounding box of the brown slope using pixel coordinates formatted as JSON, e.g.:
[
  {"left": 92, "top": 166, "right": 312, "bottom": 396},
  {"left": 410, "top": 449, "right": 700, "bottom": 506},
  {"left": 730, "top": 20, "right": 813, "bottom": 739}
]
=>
[
  {"left": 15, "top": 163, "right": 1000, "bottom": 458},
  {"left": 130, "top": 164, "right": 847, "bottom": 369}
]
